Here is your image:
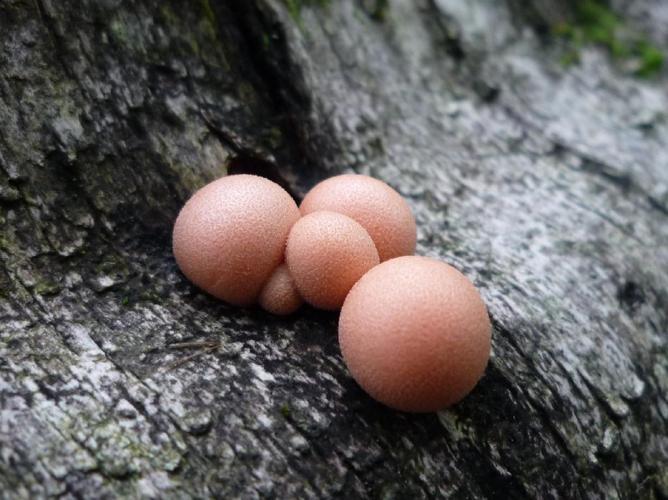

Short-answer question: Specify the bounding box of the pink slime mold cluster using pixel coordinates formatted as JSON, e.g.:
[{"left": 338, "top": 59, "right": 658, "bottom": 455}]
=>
[{"left": 173, "top": 173, "right": 491, "bottom": 412}]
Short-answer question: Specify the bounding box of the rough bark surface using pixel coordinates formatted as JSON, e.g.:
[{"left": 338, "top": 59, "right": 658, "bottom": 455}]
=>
[{"left": 1, "top": 0, "right": 667, "bottom": 498}]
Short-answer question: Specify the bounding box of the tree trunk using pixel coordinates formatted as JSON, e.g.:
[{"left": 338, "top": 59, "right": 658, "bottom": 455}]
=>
[{"left": 1, "top": 0, "right": 666, "bottom": 498}]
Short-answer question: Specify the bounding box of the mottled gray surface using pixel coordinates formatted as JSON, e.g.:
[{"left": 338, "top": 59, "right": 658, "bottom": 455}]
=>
[{"left": 0, "top": 0, "right": 666, "bottom": 498}]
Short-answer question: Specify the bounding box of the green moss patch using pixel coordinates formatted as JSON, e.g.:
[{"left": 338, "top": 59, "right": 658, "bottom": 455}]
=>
[
  {"left": 553, "top": 0, "right": 664, "bottom": 78},
  {"left": 282, "top": 0, "right": 330, "bottom": 26}
]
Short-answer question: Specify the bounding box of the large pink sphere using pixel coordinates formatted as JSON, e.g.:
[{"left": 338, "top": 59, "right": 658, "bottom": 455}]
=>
[
  {"left": 300, "top": 174, "right": 416, "bottom": 261},
  {"left": 339, "top": 256, "right": 491, "bottom": 412},
  {"left": 172, "top": 174, "right": 300, "bottom": 306},
  {"left": 286, "top": 211, "right": 380, "bottom": 310}
]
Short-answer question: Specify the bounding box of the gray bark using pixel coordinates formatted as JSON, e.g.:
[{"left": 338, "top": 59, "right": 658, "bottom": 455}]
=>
[{"left": 1, "top": 0, "right": 667, "bottom": 498}]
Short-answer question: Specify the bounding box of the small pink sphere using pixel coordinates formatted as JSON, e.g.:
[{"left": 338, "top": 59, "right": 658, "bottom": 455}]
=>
[
  {"left": 300, "top": 174, "right": 416, "bottom": 261},
  {"left": 286, "top": 211, "right": 380, "bottom": 310},
  {"left": 339, "top": 256, "right": 491, "bottom": 412},
  {"left": 258, "top": 264, "right": 303, "bottom": 315},
  {"left": 172, "top": 174, "right": 300, "bottom": 306}
]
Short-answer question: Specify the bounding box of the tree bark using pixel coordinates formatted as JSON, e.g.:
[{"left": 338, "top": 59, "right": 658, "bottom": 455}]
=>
[{"left": 0, "top": 0, "right": 666, "bottom": 498}]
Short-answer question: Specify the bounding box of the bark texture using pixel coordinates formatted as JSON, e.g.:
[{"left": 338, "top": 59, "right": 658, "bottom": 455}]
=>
[{"left": 1, "top": 0, "right": 667, "bottom": 498}]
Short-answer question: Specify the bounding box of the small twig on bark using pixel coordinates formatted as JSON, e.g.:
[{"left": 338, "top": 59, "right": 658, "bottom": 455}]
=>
[
  {"left": 163, "top": 339, "right": 221, "bottom": 371},
  {"left": 167, "top": 340, "right": 221, "bottom": 350}
]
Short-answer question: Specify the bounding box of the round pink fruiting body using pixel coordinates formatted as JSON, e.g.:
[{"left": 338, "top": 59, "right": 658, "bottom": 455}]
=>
[
  {"left": 285, "top": 211, "right": 380, "bottom": 311},
  {"left": 258, "top": 263, "right": 303, "bottom": 315},
  {"left": 299, "top": 174, "right": 417, "bottom": 261},
  {"left": 172, "top": 174, "right": 300, "bottom": 306},
  {"left": 338, "top": 256, "right": 491, "bottom": 413}
]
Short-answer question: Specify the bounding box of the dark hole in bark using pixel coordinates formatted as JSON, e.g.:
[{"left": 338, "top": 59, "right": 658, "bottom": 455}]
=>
[
  {"left": 617, "top": 280, "right": 645, "bottom": 311},
  {"left": 227, "top": 155, "right": 300, "bottom": 202}
]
